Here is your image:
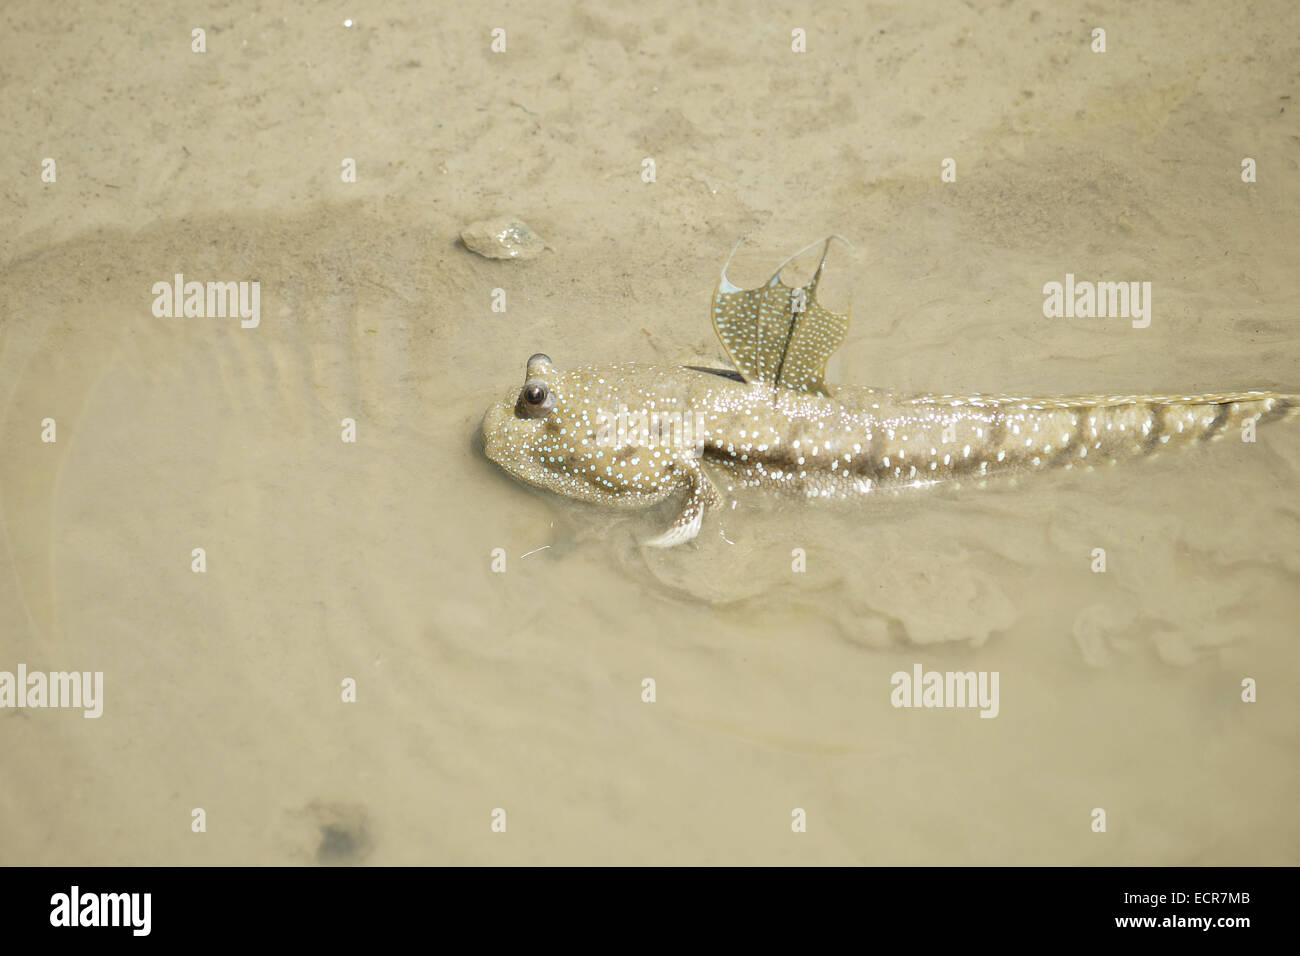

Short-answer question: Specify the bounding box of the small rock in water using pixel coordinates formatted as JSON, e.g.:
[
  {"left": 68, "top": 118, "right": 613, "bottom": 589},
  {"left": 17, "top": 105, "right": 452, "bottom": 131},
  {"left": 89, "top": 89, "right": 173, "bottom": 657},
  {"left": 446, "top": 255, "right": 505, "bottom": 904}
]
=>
[{"left": 459, "top": 218, "right": 547, "bottom": 260}]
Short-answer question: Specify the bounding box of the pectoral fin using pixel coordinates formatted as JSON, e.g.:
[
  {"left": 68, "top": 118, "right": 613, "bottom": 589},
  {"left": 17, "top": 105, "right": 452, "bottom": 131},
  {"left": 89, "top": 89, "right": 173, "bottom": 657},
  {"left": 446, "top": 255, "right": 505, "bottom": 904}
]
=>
[
  {"left": 644, "top": 457, "right": 720, "bottom": 548},
  {"left": 711, "top": 236, "right": 852, "bottom": 396}
]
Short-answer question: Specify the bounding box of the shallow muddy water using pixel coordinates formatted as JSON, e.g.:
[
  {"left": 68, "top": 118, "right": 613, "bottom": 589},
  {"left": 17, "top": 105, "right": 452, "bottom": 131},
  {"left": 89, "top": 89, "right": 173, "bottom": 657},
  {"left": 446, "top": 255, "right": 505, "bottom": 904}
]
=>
[{"left": 1, "top": 0, "right": 1297, "bottom": 864}]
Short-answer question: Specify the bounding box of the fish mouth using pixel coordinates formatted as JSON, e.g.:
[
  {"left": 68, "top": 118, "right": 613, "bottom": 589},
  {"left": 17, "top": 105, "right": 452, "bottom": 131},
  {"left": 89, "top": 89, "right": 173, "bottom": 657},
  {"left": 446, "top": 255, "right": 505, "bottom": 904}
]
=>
[
  {"left": 479, "top": 389, "right": 536, "bottom": 474},
  {"left": 479, "top": 401, "right": 511, "bottom": 467}
]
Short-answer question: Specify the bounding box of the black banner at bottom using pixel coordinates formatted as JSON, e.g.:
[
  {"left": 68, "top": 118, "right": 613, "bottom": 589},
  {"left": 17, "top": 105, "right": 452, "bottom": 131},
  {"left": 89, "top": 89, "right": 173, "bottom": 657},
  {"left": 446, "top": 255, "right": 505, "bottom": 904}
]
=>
[{"left": 0, "top": 866, "right": 1280, "bottom": 941}]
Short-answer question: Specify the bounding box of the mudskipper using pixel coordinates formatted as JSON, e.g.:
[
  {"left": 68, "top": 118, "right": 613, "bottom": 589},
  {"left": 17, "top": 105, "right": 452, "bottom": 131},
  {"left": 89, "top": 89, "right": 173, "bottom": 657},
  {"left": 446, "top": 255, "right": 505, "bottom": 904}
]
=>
[{"left": 480, "top": 237, "right": 1297, "bottom": 546}]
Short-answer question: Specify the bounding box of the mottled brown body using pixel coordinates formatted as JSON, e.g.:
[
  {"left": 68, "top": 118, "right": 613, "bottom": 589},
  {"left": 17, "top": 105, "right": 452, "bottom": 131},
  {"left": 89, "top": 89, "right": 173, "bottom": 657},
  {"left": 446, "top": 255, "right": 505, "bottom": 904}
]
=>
[{"left": 480, "top": 239, "right": 1297, "bottom": 546}]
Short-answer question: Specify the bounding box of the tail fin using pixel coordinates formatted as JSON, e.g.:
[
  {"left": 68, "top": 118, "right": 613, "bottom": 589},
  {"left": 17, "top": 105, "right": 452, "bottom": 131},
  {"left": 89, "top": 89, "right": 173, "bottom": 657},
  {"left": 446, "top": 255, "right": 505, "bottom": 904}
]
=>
[
  {"left": 923, "top": 390, "right": 1299, "bottom": 477},
  {"left": 1079, "top": 390, "right": 1296, "bottom": 462}
]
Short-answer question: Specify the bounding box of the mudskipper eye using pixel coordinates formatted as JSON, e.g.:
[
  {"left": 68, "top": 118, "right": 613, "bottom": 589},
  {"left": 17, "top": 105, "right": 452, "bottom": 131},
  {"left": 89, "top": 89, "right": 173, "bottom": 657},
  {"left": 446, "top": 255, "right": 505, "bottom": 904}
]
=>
[{"left": 516, "top": 381, "right": 555, "bottom": 418}]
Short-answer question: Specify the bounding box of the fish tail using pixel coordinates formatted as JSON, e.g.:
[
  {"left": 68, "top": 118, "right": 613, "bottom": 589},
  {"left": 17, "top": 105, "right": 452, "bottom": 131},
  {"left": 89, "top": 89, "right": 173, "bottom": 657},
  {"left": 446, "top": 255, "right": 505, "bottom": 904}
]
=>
[
  {"left": 904, "top": 390, "right": 1296, "bottom": 481},
  {"left": 1086, "top": 391, "right": 1297, "bottom": 460}
]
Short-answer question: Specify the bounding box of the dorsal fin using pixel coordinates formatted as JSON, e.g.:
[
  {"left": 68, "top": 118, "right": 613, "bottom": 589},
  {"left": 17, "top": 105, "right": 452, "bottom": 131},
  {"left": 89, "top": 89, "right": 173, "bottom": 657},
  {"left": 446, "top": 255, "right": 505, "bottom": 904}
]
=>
[{"left": 711, "top": 236, "right": 853, "bottom": 395}]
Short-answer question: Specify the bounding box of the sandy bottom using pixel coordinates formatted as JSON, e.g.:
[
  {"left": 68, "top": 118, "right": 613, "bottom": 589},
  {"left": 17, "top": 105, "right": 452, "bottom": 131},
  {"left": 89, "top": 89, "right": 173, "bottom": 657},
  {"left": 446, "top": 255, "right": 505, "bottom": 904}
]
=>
[{"left": 1, "top": 0, "right": 1297, "bottom": 864}]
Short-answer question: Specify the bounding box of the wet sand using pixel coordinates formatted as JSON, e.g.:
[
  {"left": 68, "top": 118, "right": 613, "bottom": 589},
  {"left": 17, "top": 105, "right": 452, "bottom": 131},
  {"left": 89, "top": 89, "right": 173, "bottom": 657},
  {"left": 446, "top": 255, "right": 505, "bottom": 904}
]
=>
[{"left": 1, "top": 0, "right": 1297, "bottom": 864}]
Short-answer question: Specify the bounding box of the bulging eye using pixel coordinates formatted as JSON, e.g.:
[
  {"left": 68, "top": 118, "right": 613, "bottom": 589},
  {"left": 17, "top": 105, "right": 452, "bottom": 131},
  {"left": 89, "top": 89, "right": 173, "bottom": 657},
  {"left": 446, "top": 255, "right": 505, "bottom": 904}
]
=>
[{"left": 516, "top": 380, "right": 555, "bottom": 418}]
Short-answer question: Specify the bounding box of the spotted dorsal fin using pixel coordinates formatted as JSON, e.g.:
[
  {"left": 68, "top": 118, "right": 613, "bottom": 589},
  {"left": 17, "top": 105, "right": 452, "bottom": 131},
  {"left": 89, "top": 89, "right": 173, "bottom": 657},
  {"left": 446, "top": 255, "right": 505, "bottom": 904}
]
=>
[{"left": 711, "top": 236, "right": 852, "bottom": 396}]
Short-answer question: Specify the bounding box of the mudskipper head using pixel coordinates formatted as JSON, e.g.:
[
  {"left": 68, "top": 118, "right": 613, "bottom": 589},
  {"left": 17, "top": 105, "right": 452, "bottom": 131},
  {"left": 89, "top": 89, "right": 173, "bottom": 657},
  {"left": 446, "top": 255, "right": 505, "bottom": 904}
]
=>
[{"left": 480, "top": 354, "right": 694, "bottom": 507}]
